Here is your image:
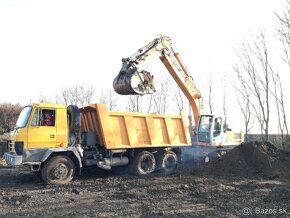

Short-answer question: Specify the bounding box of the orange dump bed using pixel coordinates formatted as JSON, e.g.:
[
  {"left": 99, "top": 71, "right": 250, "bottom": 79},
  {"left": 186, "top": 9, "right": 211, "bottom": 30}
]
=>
[{"left": 80, "top": 104, "right": 191, "bottom": 150}]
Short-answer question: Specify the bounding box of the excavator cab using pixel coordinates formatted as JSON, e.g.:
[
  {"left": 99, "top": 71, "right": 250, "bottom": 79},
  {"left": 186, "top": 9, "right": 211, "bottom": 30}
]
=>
[{"left": 197, "top": 115, "right": 223, "bottom": 145}]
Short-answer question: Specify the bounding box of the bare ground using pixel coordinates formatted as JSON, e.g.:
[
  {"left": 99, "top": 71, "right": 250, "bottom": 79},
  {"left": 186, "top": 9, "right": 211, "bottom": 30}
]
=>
[
  {"left": 0, "top": 165, "right": 289, "bottom": 218},
  {"left": 1, "top": 141, "right": 290, "bottom": 217}
]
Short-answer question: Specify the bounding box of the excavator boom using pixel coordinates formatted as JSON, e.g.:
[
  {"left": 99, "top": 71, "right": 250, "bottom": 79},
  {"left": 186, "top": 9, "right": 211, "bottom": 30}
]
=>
[{"left": 113, "top": 35, "right": 201, "bottom": 127}]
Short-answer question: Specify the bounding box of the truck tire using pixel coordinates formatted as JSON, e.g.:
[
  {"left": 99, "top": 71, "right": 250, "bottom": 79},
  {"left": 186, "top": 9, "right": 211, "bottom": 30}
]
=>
[
  {"left": 67, "top": 105, "right": 81, "bottom": 132},
  {"left": 158, "top": 151, "right": 177, "bottom": 174},
  {"left": 67, "top": 105, "right": 81, "bottom": 145},
  {"left": 41, "top": 155, "right": 75, "bottom": 185},
  {"left": 132, "top": 151, "right": 156, "bottom": 176}
]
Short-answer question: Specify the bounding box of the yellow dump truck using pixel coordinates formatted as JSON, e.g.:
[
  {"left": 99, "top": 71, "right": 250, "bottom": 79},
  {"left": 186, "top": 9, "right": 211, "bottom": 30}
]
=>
[{"left": 5, "top": 102, "right": 191, "bottom": 184}]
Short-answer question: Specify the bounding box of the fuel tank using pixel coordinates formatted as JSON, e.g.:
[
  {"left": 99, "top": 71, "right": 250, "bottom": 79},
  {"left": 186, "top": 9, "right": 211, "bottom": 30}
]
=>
[{"left": 113, "top": 60, "right": 156, "bottom": 95}]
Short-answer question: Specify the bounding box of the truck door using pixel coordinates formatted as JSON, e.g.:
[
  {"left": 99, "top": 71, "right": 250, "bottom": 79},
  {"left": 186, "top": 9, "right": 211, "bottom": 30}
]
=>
[{"left": 27, "top": 108, "right": 57, "bottom": 148}]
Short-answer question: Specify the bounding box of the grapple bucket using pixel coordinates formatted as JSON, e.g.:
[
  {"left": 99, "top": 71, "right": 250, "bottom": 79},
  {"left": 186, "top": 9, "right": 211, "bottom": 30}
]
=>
[{"left": 113, "top": 60, "right": 156, "bottom": 95}]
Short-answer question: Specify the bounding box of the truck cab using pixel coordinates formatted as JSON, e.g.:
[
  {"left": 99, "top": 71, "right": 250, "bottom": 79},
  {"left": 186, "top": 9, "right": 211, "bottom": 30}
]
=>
[{"left": 5, "top": 103, "right": 71, "bottom": 167}]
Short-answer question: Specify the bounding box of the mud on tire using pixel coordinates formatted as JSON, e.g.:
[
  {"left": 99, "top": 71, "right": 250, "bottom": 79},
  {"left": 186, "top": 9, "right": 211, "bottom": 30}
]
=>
[
  {"left": 41, "top": 155, "right": 75, "bottom": 185},
  {"left": 157, "top": 151, "right": 177, "bottom": 175},
  {"left": 131, "top": 151, "right": 156, "bottom": 176}
]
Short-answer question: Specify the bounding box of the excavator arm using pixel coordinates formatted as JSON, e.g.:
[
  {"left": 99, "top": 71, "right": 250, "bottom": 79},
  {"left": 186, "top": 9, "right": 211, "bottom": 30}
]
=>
[
  {"left": 113, "top": 35, "right": 202, "bottom": 128},
  {"left": 113, "top": 35, "right": 244, "bottom": 147}
]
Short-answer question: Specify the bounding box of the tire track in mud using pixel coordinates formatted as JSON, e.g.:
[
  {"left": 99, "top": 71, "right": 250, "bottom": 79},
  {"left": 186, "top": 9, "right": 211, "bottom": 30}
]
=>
[{"left": 0, "top": 164, "right": 290, "bottom": 217}]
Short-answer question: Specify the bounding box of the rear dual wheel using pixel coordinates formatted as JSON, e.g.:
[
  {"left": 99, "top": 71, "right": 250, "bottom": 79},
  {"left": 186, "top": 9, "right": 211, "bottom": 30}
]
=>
[
  {"left": 131, "top": 150, "right": 178, "bottom": 176},
  {"left": 132, "top": 151, "right": 156, "bottom": 176},
  {"left": 157, "top": 151, "right": 178, "bottom": 174}
]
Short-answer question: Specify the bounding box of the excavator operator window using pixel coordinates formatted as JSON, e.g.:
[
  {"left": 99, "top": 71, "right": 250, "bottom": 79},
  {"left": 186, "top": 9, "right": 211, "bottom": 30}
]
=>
[
  {"left": 197, "top": 115, "right": 213, "bottom": 143},
  {"left": 198, "top": 116, "right": 213, "bottom": 133},
  {"left": 213, "top": 117, "right": 222, "bottom": 137}
]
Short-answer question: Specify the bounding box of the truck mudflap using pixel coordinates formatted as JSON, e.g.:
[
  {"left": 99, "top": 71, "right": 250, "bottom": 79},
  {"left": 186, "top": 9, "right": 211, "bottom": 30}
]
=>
[{"left": 4, "top": 152, "right": 23, "bottom": 166}]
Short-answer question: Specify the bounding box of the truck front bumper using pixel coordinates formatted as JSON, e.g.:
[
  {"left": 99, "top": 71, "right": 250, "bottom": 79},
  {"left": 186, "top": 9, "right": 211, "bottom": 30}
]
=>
[{"left": 4, "top": 152, "right": 23, "bottom": 166}]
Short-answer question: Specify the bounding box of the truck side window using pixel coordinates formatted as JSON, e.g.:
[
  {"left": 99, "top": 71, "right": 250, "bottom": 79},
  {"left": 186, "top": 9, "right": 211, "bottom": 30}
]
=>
[
  {"left": 40, "top": 109, "right": 55, "bottom": 126},
  {"left": 31, "top": 109, "right": 39, "bottom": 126}
]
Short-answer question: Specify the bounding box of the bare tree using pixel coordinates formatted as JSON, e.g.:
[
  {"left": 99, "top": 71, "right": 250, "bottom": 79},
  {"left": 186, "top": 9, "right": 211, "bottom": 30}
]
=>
[
  {"left": 38, "top": 93, "right": 48, "bottom": 103},
  {"left": 0, "top": 103, "right": 22, "bottom": 135},
  {"left": 270, "top": 70, "right": 290, "bottom": 150},
  {"left": 208, "top": 71, "right": 214, "bottom": 114},
  {"left": 168, "top": 79, "right": 184, "bottom": 113},
  {"left": 78, "top": 85, "right": 95, "bottom": 106},
  {"left": 99, "top": 88, "right": 118, "bottom": 110},
  {"left": 233, "top": 65, "right": 254, "bottom": 140},
  {"left": 277, "top": 0, "right": 290, "bottom": 70},
  {"left": 58, "top": 84, "right": 95, "bottom": 107},
  {"left": 125, "top": 80, "right": 170, "bottom": 114},
  {"left": 151, "top": 81, "right": 169, "bottom": 114},
  {"left": 275, "top": 4, "right": 290, "bottom": 149},
  {"left": 234, "top": 33, "right": 271, "bottom": 140},
  {"left": 127, "top": 95, "right": 143, "bottom": 112},
  {"left": 221, "top": 74, "right": 228, "bottom": 118}
]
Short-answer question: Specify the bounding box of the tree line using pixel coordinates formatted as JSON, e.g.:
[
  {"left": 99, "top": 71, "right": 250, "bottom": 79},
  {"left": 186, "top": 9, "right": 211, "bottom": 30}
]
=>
[{"left": 233, "top": 1, "right": 290, "bottom": 150}]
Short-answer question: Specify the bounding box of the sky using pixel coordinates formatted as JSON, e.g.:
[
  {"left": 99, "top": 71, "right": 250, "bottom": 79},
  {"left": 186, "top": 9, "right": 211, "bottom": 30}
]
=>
[{"left": 0, "top": 0, "right": 288, "bottom": 132}]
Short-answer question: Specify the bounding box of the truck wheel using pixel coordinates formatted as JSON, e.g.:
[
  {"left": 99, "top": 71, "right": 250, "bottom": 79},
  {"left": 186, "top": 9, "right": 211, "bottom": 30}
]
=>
[
  {"left": 41, "top": 155, "right": 75, "bottom": 185},
  {"left": 159, "top": 151, "right": 177, "bottom": 174},
  {"left": 132, "top": 151, "right": 156, "bottom": 176}
]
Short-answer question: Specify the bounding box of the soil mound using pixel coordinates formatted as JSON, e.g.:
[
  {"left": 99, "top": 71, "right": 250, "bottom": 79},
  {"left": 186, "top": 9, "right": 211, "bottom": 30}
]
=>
[{"left": 205, "top": 141, "right": 290, "bottom": 178}]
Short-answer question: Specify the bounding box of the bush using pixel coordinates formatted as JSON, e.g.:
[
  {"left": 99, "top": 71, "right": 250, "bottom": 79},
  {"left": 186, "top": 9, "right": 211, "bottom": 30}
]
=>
[{"left": 0, "top": 103, "right": 22, "bottom": 136}]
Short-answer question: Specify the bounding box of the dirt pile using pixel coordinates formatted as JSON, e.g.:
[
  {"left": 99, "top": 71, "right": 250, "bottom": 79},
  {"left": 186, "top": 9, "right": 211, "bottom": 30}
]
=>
[{"left": 205, "top": 141, "right": 290, "bottom": 178}]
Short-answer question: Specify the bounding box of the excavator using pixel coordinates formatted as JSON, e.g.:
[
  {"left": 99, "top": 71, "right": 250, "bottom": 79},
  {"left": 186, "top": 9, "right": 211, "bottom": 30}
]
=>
[{"left": 113, "top": 35, "right": 243, "bottom": 160}]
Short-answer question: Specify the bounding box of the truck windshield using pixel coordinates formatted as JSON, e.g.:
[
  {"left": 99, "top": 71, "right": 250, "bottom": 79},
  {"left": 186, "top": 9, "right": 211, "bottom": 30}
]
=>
[{"left": 15, "top": 106, "right": 32, "bottom": 128}]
